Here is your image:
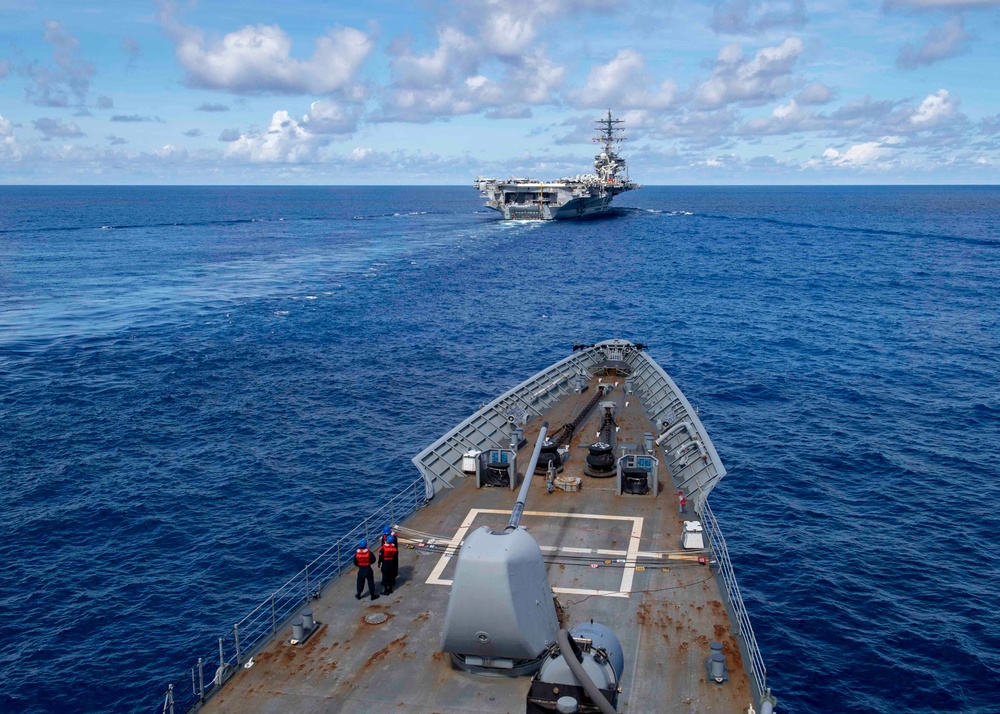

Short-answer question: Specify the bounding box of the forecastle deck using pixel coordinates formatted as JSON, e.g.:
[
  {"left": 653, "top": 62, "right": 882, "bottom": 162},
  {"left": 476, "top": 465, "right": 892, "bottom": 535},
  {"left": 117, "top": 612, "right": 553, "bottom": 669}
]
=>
[{"left": 193, "top": 343, "right": 768, "bottom": 713}]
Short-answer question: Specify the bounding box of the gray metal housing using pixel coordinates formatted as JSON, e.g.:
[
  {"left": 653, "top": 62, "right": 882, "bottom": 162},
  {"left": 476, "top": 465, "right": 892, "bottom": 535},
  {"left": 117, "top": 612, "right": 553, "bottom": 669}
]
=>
[
  {"left": 537, "top": 622, "right": 623, "bottom": 690},
  {"left": 440, "top": 526, "right": 559, "bottom": 667}
]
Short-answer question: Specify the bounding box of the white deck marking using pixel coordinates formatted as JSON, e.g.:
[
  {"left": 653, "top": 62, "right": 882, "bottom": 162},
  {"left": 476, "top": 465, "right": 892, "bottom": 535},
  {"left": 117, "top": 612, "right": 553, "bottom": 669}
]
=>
[
  {"left": 620, "top": 515, "right": 645, "bottom": 593},
  {"left": 426, "top": 509, "right": 480, "bottom": 585},
  {"left": 426, "top": 508, "right": 644, "bottom": 598}
]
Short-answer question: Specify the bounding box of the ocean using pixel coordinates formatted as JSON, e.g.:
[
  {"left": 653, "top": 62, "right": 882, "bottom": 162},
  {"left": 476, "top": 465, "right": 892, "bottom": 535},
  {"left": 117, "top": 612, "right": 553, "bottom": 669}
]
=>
[{"left": 1, "top": 185, "right": 998, "bottom": 713}]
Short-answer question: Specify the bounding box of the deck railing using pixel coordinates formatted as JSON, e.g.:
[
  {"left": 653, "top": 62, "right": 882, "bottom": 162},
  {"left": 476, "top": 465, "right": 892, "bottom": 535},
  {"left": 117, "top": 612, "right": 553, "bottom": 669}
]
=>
[
  {"left": 701, "top": 500, "right": 768, "bottom": 702},
  {"left": 158, "top": 477, "right": 427, "bottom": 714}
]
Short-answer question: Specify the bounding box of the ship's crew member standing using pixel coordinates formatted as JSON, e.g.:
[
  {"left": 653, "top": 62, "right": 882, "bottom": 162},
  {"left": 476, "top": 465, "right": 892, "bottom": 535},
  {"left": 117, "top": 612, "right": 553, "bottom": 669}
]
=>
[
  {"left": 378, "top": 535, "right": 399, "bottom": 595},
  {"left": 380, "top": 525, "right": 396, "bottom": 546},
  {"left": 354, "top": 539, "right": 379, "bottom": 601}
]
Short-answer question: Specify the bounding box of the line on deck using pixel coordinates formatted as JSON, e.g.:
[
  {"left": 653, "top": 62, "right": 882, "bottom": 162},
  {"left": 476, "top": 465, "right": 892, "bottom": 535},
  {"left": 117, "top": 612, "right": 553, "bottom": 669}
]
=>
[{"left": 426, "top": 508, "right": 644, "bottom": 598}]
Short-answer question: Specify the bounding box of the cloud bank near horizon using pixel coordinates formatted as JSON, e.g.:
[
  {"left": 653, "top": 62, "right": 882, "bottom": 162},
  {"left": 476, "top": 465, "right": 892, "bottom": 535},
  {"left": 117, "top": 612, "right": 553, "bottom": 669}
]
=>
[{"left": 1, "top": 0, "right": 999, "bottom": 183}]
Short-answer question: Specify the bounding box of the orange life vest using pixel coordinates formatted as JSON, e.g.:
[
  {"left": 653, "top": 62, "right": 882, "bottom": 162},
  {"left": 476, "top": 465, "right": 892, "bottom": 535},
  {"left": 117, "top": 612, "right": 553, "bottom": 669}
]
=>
[
  {"left": 356, "top": 548, "right": 372, "bottom": 567},
  {"left": 381, "top": 542, "right": 398, "bottom": 561}
]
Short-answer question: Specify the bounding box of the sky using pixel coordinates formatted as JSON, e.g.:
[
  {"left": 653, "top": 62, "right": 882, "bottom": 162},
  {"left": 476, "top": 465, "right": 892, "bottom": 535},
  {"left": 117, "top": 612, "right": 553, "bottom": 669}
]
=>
[{"left": 1, "top": 0, "right": 999, "bottom": 184}]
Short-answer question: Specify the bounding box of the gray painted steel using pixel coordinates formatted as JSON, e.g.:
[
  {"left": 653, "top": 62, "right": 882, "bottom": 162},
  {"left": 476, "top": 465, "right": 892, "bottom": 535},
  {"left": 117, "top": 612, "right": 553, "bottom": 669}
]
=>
[
  {"left": 440, "top": 526, "right": 559, "bottom": 663},
  {"left": 412, "top": 339, "right": 727, "bottom": 512},
  {"left": 411, "top": 350, "right": 595, "bottom": 498},
  {"left": 537, "top": 623, "right": 622, "bottom": 690},
  {"left": 474, "top": 112, "right": 640, "bottom": 220},
  {"left": 175, "top": 340, "right": 774, "bottom": 714}
]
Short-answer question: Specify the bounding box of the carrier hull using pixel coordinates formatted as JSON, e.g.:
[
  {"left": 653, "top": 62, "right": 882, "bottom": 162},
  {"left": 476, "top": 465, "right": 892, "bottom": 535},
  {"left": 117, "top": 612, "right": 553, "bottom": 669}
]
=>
[
  {"left": 480, "top": 184, "right": 620, "bottom": 220},
  {"left": 476, "top": 111, "right": 640, "bottom": 220}
]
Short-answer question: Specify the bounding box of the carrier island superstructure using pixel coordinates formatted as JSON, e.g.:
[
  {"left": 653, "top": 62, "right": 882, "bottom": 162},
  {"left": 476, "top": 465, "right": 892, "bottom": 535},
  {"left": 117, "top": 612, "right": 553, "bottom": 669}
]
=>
[
  {"left": 475, "top": 111, "right": 640, "bottom": 220},
  {"left": 159, "top": 340, "right": 777, "bottom": 714}
]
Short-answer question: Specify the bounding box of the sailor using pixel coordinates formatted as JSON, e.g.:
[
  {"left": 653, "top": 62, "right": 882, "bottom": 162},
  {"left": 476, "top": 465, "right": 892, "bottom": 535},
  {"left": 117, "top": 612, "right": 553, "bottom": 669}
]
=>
[
  {"left": 380, "top": 525, "right": 396, "bottom": 546},
  {"left": 353, "top": 539, "right": 379, "bottom": 601},
  {"left": 378, "top": 534, "right": 399, "bottom": 595}
]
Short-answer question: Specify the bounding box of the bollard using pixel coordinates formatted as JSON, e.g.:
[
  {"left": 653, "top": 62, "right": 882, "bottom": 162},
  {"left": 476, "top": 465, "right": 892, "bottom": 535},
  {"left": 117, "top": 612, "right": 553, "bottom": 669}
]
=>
[
  {"left": 302, "top": 608, "right": 314, "bottom": 631},
  {"left": 292, "top": 617, "right": 305, "bottom": 642},
  {"left": 708, "top": 642, "right": 727, "bottom": 684},
  {"left": 710, "top": 652, "right": 727, "bottom": 682}
]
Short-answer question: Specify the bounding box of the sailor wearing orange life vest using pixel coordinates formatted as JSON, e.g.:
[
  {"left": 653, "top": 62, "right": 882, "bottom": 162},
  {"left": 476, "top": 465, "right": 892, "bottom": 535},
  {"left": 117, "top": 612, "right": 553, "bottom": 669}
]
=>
[
  {"left": 353, "top": 539, "right": 379, "bottom": 601},
  {"left": 378, "top": 534, "right": 399, "bottom": 595}
]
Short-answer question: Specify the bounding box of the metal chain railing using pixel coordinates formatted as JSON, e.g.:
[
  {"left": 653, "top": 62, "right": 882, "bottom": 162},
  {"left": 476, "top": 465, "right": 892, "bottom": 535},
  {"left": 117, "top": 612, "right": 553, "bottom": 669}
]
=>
[
  {"left": 158, "top": 477, "right": 427, "bottom": 713},
  {"left": 701, "top": 500, "right": 768, "bottom": 702}
]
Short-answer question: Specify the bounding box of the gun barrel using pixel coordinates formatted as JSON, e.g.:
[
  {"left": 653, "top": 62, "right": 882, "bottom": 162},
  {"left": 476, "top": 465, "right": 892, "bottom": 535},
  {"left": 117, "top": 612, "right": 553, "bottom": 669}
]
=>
[{"left": 506, "top": 422, "right": 548, "bottom": 531}]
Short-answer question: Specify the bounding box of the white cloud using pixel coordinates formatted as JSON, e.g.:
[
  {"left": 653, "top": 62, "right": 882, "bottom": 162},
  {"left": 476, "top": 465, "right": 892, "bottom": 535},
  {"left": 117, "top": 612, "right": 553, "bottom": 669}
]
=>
[
  {"left": 742, "top": 88, "right": 965, "bottom": 142},
  {"left": 570, "top": 49, "right": 676, "bottom": 110},
  {"left": 377, "top": 0, "right": 604, "bottom": 122},
  {"left": 897, "top": 16, "right": 972, "bottom": 69},
  {"left": 389, "top": 28, "right": 478, "bottom": 91},
  {"left": 158, "top": 4, "right": 374, "bottom": 95},
  {"left": 652, "top": 109, "right": 740, "bottom": 149},
  {"left": 225, "top": 110, "right": 330, "bottom": 163},
  {"left": 819, "top": 141, "right": 894, "bottom": 167},
  {"left": 506, "top": 50, "right": 565, "bottom": 105},
  {"left": 472, "top": 0, "right": 610, "bottom": 56},
  {"left": 1, "top": 115, "right": 22, "bottom": 160},
  {"left": 154, "top": 144, "right": 187, "bottom": 160},
  {"left": 696, "top": 37, "right": 804, "bottom": 108},
  {"left": 909, "top": 89, "right": 959, "bottom": 128},
  {"left": 740, "top": 98, "right": 820, "bottom": 135},
  {"left": 479, "top": 4, "right": 545, "bottom": 57},
  {"left": 381, "top": 36, "right": 564, "bottom": 121},
  {"left": 302, "top": 100, "right": 360, "bottom": 135}
]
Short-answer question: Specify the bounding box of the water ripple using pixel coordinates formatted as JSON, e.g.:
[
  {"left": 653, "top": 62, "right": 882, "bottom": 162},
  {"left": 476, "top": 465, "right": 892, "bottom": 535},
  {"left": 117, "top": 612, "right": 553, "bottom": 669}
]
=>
[{"left": 1, "top": 186, "right": 998, "bottom": 713}]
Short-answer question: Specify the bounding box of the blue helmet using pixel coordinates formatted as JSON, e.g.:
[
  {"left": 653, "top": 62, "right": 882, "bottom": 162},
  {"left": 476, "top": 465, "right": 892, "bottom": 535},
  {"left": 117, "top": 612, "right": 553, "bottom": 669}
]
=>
[
  {"left": 359, "top": 539, "right": 368, "bottom": 549},
  {"left": 383, "top": 526, "right": 392, "bottom": 535},
  {"left": 387, "top": 535, "right": 397, "bottom": 545}
]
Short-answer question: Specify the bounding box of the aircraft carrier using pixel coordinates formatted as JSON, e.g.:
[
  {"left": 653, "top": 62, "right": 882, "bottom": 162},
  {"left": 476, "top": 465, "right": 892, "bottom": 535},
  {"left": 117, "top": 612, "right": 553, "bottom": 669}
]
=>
[
  {"left": 159, "top": 340, "right": 776, "bottom": 714},
  {"left": 475, "top": 112, "right": 640, "bottom": 220}
]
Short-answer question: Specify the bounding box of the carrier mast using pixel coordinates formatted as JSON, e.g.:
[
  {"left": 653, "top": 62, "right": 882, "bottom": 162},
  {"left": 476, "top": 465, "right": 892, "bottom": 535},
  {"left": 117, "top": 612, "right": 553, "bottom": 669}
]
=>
[{"left": 593, "top": 110, "right": 629, "bottom": 184}]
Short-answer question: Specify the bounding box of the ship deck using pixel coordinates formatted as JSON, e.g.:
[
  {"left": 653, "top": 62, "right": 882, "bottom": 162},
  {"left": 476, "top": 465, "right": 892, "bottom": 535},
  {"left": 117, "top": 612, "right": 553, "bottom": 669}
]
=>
[{"left": 201, "top": 376, "right": 753, "bottom": 714}]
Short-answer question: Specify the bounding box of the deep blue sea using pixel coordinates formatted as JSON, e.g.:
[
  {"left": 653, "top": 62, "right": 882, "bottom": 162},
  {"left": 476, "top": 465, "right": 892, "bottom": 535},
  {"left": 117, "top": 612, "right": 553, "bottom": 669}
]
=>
[{"left": 1, "top": 185, "right": 998, "bottom": 713}]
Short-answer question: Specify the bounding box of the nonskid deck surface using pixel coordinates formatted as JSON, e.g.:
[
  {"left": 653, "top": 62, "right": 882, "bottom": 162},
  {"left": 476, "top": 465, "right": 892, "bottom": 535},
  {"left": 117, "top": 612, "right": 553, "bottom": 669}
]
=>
[{"left": 202, "top": 376, "right": 752, "bottom": 713}]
